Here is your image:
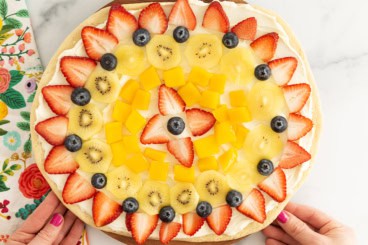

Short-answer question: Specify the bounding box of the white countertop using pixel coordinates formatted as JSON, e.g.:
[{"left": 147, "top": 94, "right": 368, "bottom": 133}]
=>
[{"left": 27, "top": 0, "right": 368, "bottom": 244}]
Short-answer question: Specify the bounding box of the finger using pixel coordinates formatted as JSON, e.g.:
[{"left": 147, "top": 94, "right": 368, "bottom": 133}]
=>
[
  {"left": 54, "top": 211, "right": 77, "bottom": 244},
  {"left": 262, "top": 225, "right": 299, "bottom": 245},
  {"left": 52, "top": 202, "right": 67, "bottom": 218},
  {"left": 285, "top": 202, "right": 333, "bottom": 230},
  {"left": 60, "top": 219, "right": 85, "bottom": 245},
  {"left": 265, "top": 238, "right": 286, "bottom": 245},
  {"left": 7, "top": 232, "right": 34, "bottom": 245},
  {"left": 29, "top": 213, "right": 64, "bottom": 245}
]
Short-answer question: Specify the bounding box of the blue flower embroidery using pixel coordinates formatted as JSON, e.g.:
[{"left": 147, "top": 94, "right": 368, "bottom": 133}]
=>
[{"left": 3, "top": 131, "right": 21, "bottom": 151}]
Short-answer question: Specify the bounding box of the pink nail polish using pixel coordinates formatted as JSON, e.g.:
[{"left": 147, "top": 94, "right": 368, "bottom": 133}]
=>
[
  {"left": 50, "top": 213, "right": 63, "bottom": 227},
  {"left": 277, "top": 211, "right": 288, "bottom": 224}
]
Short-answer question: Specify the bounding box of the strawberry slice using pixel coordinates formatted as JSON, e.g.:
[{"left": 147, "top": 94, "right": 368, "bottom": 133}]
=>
[
  {"left": 93, "top": 191, "right": 123, "bottom": 227},
  {"left": 141, "top": 114, "right": 170, "bottom": 144},
  {"left": 81, "top": 26, "right": 118, "bottom": 61},
  {"left": 42, "top": 85, "right": 73, "bottom": 116},
  {"left": 107, "top": 4, "right": 138, "bottom": 41},
  {"left": 250, "top": 32, "right": 279, "bottom": 62},
  {"left": 231, "top": 17, "right": 257, "bottom": 41},
  {"left": 206, "top": 205, "right": 232, "bottom": 235},
  {"left": 35, "top": 116, "right": 68, "bottom": 146},
  {"left": 258, "top": 168, "right": 287, "bottom": 202},
  {"left": 287, "top": 113, "right": 313, "bottom": 141},
  {"left": 159, "top": 222, "right": 181, "bottom": 244},
  {"left": 182, "top": 212, "right": 205, "bottom": 236},
  {"left": 138, "top": 3, "right": 168, "bottom": 34},
  {"left": 202, "top": 1, "right": 229, "bottom": 33},
  {"left": 168, "top": 0, "right": 196, "bottom": 30},
  {"left": 167, "top": 137, "right": 194, "bottom": 167},
  {"left": 62, "top": 172, "right": 96, "bottom": 204},
  {"left": 282, "top": 83, "right": 311, "bottom": 113},
  {"left": 279, "top": 141, "right": 311, "bottom": 169},
  {"left": 186, "top": 108, "right": 216, "bottom": 136},
  {"left": 268, "top": 57, "right": 298, "bottom": 86},
  {"left": 44, "top": 146, "right": 78, "bottom": 174},
  {"left": 237, "top": 188, "right": 266, "bottom": 223},
  {"left": 131, "top": 213, "right": 158, "bottom": 244},
  {"left": 125, "top": 213, "right": 133, "bottom": 231},
  {"left": 158, "top": 85, "right": 186, "bottom": 116},
  {"left": 60, "top": 56, "right": 97, "bottom": 87}
]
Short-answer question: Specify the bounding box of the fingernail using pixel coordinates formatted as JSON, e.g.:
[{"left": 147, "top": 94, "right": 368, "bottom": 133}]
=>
[
  {"left": 277, "top": 211, "right": 288, "bottom": 224},
  {"left": 50, "top": 213, "right": 63, "bottom": 227}
]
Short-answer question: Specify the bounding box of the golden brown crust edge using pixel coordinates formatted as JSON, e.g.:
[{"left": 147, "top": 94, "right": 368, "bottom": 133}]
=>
[{"left": 30, "top": 2, "right": 322, "bottom": 244}]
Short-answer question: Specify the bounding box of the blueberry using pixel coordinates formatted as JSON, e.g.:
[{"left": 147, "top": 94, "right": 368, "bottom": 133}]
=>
[
  {"left": 222, "top": 32, "right": 239, "bottom": 49},
  {"left": 159, "top": 206, "right": 175, "bottom": 223},
  {"left": 91, "top": 173, "right": 107, "bottom": 189},
  {"left": 255, "top": 64, "right": 272, "bottom": 81},
  {"left": 122, "top": 197, "right": 139, "bottom": 214},
  {"left": 257, "top": 159, "right": 274, "bottom": 176},
  {"left": 100, "top": 53, "right": 117, "bottom": 71},
  {"left": 196, "top": 201, "right": 212, "bottom": 218},
  {"left": 226, "top": 190, "right": 243, "bottom": 207},
  {"left": 173, "top": 26, "right": 190, "bottom": 43},
  {"left": 167, "top": 117, "right": 185, "bottom": 135},
  {"left": 133, "top": 28, "right": 151, "bottom": 47},
  {"left": 271, "top": 116, "right": 288, "bottom": 133},
  {"left": 64, "top": 134, "right": 82, "bottom": 152},
  {"left": 71, "top": 87, "right": 91, "bottom": 106}
]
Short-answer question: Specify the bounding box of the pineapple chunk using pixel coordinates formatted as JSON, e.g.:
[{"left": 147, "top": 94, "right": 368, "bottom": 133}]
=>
[
  {"left": 229, "top": 90, "right": 247, "bottom": 107},
  {"left": 199, "top": 91, "right": 220, "bottom": 109},
  {"left": 174, "top": 165, "right": 195, "bottom": 183},
  {"left": 105, "top": 122, "right": 123, "bottom": 144},
  {"left": 197, "top": 156, "right": 218, "bottom": 172},
  {"left": 188, "top": 67, "right": 212, "bottom": 87},
  {"left": 149, "top": 162, "right": 169, "bottom": 181},
  {"left": 125, "top": 153, "right": 150, "bottom": 173},
  {"left": 144, "top": 148, "right": 167, "bottom": 161},
  {"left": 232, "top": 125, "right": 249, "bottom": 149},
  {"left": 140, "top": 66, "right": 161, "bottom": 90},
  {"left": 178, "top": 83, "right": 201, "bottom": 106},
  {"left": 215, "top": 122, "right": 236, "bottom": 145},
  {"left": 110, "top": 140, "right": 127, "bottom": 166},
  {"left": 112, "top": 101, "right": 132, "bottom": 123},
  {"left": 132, "top": 89, "right": 151, "bottom": 110},
  {"left": 125, "top": 110, "right": 146, "bottom": 134},
  {"left": 213, "top": 105, "right": 229, "bottom": 122},
  {"left": 163, "top": 67, "right": 186, "bottom": 87},
  {"left": 209, "top": 74, "right": 226, "bottom": 94},
  {"left": 120, "top": 79, "right": 140, "bottom": 103},
  {"left": 227, "top": 107, "right": 252, "bottom": 123},
  {"left": 123, "top": 135, "right": 140, "bottom": 153},
  {"left": 193, "top": 135, "right": 219, "bottom": 158},
  {"left": 218, "top": 148, "right": 238, "bottom": 172}
]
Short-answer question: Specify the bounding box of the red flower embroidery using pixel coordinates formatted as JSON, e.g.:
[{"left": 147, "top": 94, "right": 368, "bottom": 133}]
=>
[
  {"left": 0, "top": 68, "right": 11, "bottom": 94},
  {"left": 18, "top": 164, "right": 50, "bottom": 199},
  {"left": 0, "top": 200, "right": 9, "bottom": 213}
]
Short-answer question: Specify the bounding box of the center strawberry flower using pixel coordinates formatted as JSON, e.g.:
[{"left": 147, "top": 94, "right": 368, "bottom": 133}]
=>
[{"left": 140, "top": 85, "right": 216, "bottom": 167}]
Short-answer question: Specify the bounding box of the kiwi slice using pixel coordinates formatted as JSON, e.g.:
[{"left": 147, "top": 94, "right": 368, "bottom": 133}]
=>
[
  {"left": 146, "top": 35, "right": 181, "bottom": 70},
  {"left": 170, "top": 183, "right": 199, "bottom": 214},
  {"left": 106, "top": 166, "right": 142, "bottom": 199},
  {"left": 137, "top": 180, "right": 170, "bottom": 215}
]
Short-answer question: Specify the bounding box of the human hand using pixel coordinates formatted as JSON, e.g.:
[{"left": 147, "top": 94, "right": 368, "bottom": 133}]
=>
[
  {"left": 262, "top": 202, "right": 356, "bottom": 245},
  {"left": 7, "top": 191, "right": 85, "bottom": 245}
]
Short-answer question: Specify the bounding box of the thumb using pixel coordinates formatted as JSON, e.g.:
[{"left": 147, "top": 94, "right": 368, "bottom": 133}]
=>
[
  {"left": 277, "top": 210, "right": 323, "bottom": 244},
  {"left": 29, "top": 213, "right": 64, "bottom": 245}
]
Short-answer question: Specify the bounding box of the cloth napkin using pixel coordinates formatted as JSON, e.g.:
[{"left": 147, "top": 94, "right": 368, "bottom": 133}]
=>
[{"left": 0, "top": 0, "right": 88, "bottom": 244}]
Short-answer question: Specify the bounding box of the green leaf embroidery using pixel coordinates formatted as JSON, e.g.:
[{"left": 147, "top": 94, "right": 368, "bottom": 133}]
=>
[
  {"left": 0, "top": 88, "right": 26, "bottom": 109},
  {"left": 0, "top": 128, "right": 7, "bottom": 136},
  {"left": 15, "top": 9, "right": 29, "bottom": 17},
  {"left": 4, "top": 169, "right": 14, "bottom": 176},
  {"left": 0, "top": 120, "right": 10, "bottom": 125},
  {"left": 17, "top": 122, "right": 30, "bottom": 131},
  {"left": 0, "top": 174, "right": 6, "bottom": 181},
  {"left": 9, "top": 70, "right": 24, "bottom": 87},
  {"left": 2, "top": 159, "right": 9, "bottom": 171},
  {"left": 0, "top": 32, "right": 13, "bottom": 45},
  {"left": 10, "top": 164, "right": 22, "bottom": 170},
  {"left": 24, "top": 138, "right": 32, "bottom": 153},
  {"left": 27, "top": 92, "right": 35, "bottom": 103},
  {"left": 0, "top": 179, "right": 10, "bottom": 192},
  {"left": 4, "top": 18, "right": 22, "bottom": 29},
  {"left": 0, "top": 0, "right": 8, "bottom": 19},
  {"left": 0, "top": 25, "right": 13, "bottom": 35},
  {"left": 20, "top": 111, "right": 30, "bottom": 122}
]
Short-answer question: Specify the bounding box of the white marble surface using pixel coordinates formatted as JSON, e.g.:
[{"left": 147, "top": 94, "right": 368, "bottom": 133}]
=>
[{"left": 26, "top": 0, "right": 368, "bottom": 244}]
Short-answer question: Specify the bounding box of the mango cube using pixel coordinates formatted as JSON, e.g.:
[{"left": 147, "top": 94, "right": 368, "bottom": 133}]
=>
[
  {"left": 227, "top": 107, "right": 252, "bottom": 123},
  {"left": 218, "top": 148, "right": 238, "bottom": 172},
  {"left": 174, "top": 165, "right": 195, "bottom": 183},
  {"left": 125, "top": 110, "right": 146, "bottom": 134},
  {"left": 163, "top": 67, "right": 186, "bottom": 87},
  {"left": 132, "top": 89, "right": 151, "bottom": 110},
  {"left": 125, "top": 153, "right": 150, "bottom": 173},
  {"left": 140, "top": 66, "right": 161, "bottom": 90},
  {"left": 149, "top": 162, "right": 169, "bottom": 181},
  {"left": 188, "top": 67, "right": 212, "bottom": 87},
  {"left": 213, "top": 105, "right": 229, "bottom": 122},
  {"left": 120, "top": 79, "right": 140, "bottom": 103},
  {"left": 215, "top": 122, "right": 236, "bottom": 145},
  {"left": 112, "top": 101, "right": 132, "bottom": 123},
  {"left": 232, "top": 125, "right": 249, "bottom": 149},
  {"left": 229, "top": 90, "right": 247, "bottom": 107},
  {"left": 123, "top": 135, "right": 140, "bottom": 153},
  {"left": 178, "top": 83, "right": 201, "bottom": 106},
  {"left": 199, "top": 91, "right": 220, "bottom": 109},
  {"left": 209, "top": 74, "right": 226, "bottom": 94},
  {"left": 105, "top": 122, "right": 123, "bottom": 144},
  {"left": 197, "top": 156, "right": 218, "bottom": 172},
  {"left": 110, "top": 140, "right": 127, "bottom": 166},
  {"left": 193, "top": 135, "right": 219, "bottom": 158},
  {"left": 144, "top": 148, "right": 167, "bottom": 161}
]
